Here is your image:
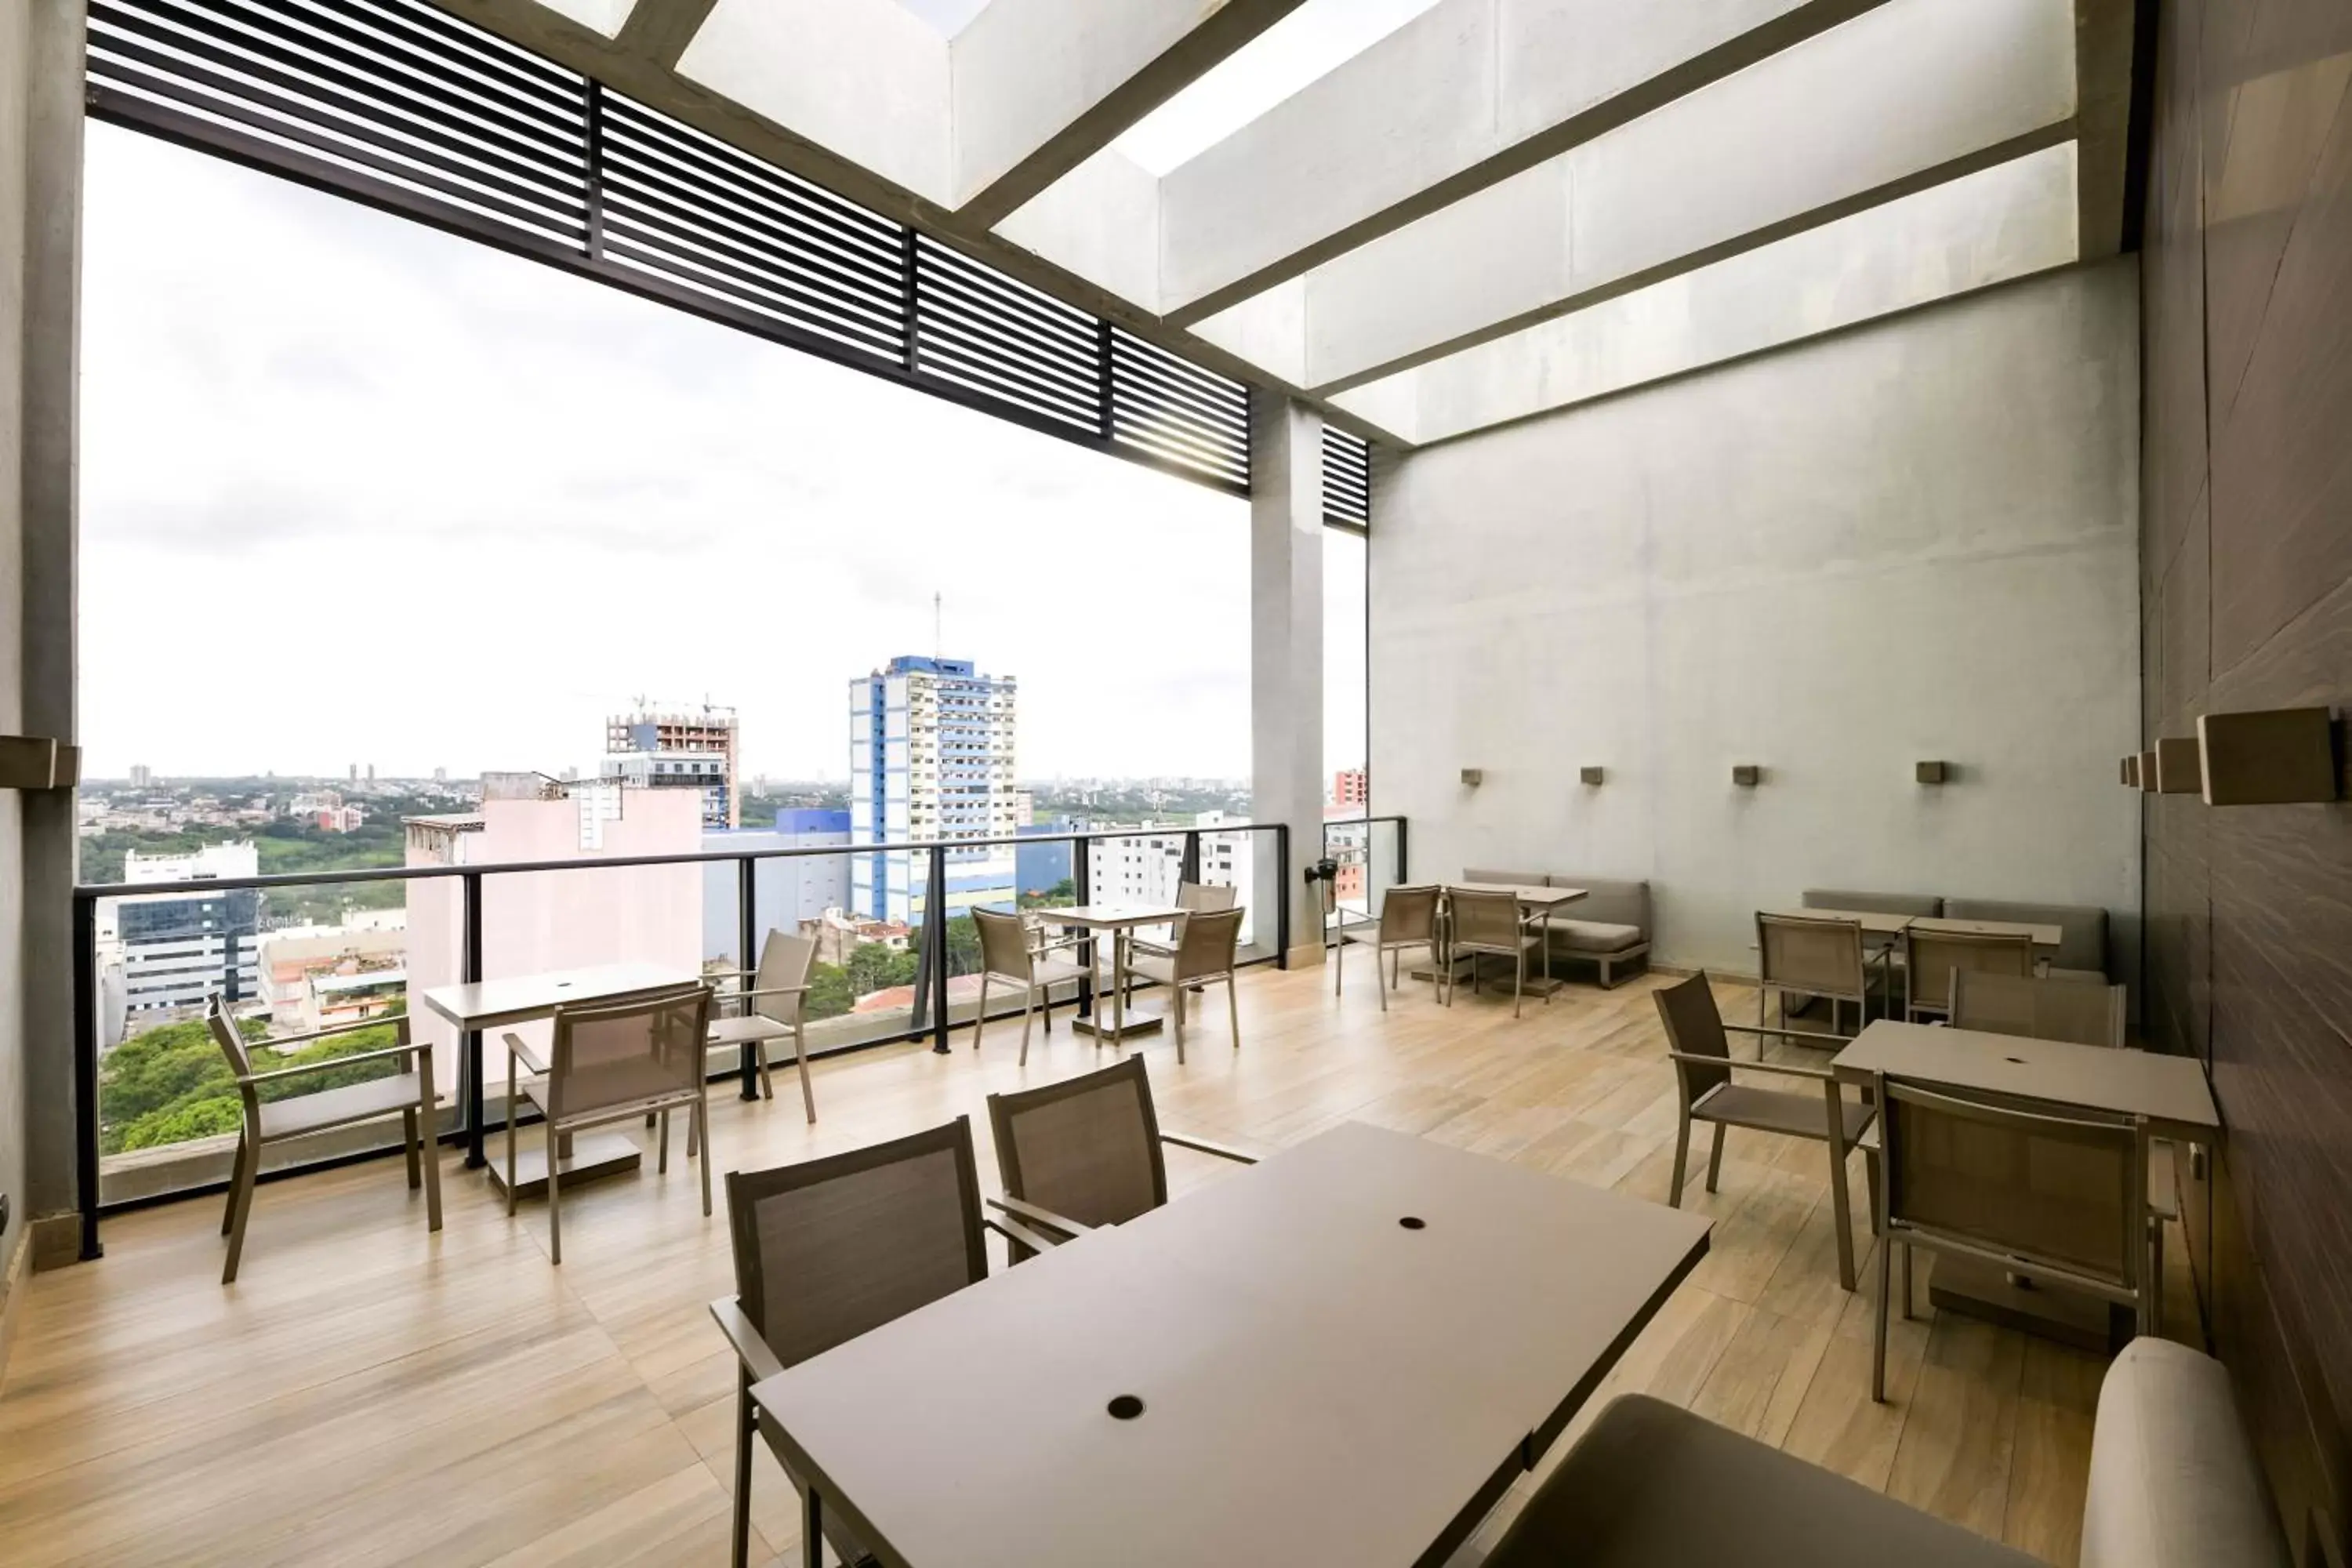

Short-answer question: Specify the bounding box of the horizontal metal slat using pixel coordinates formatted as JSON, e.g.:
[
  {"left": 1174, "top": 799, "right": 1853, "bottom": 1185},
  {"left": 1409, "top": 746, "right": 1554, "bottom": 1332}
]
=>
[
  {"left": 600, "top": 234, "right": 905, "bottom": 361},
  {"left": 600, "top": 149, "right": 903, "bottom": 300},
  {"left": 597, "top": 178, "right": 903, "bottom": 329}
]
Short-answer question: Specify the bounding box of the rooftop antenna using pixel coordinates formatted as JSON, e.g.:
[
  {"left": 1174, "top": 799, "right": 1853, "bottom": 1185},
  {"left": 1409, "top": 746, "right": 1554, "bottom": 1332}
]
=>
[{"left": 933, "top": 590, "right": 942, "bottom": 662}]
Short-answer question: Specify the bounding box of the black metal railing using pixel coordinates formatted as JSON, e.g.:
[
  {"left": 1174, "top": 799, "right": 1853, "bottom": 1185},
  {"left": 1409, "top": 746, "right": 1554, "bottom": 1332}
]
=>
[{"left": 68, "top": 819, "right": 1299, "bottom": 1258}]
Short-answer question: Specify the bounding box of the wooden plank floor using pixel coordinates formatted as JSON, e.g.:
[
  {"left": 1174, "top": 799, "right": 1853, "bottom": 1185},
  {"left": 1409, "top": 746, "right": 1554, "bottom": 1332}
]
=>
[{"left": 0, "top": 965, "right": 2196, "bottom": 1566}]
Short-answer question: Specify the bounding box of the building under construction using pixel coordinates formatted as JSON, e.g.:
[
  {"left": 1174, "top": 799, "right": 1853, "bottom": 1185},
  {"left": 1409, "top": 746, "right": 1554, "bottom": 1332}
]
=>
[{"left": 604, "top": 702, "right": 740, "bottom": 829}]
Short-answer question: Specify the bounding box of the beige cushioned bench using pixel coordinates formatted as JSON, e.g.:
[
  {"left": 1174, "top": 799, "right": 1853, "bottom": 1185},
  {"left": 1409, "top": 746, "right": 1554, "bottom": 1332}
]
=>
[
  {"left": 1459, "top": 871, "right": 1652, "bottom": 989},
  {"left": 1482, "top": 1340, "right": 2285, "bottom": 1567}
]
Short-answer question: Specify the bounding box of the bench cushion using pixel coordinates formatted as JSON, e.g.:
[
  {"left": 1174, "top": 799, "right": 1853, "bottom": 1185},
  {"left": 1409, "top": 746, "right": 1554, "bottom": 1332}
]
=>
[
  {"left": 1464, "top": 868, "right": 1547, "bottom": 889},
  {"left": 1943, "top": 898, "right": 2109, "bottom": 978},
  {"left": 1543, "top": 876, "right": 1650, "bottom": 933},
  {"left": 1805, "top": 887, "right": 1944, "bottom": 918},
  {"left": 1484, "top": 1395, "right": 2034, "bottom": 1567},
  {"left": 2081, "top": 1339, "right": 2288, "bottom": 1568},
  {"left": 1550, "top": 919, "right": 1645, "bottom": 954}
]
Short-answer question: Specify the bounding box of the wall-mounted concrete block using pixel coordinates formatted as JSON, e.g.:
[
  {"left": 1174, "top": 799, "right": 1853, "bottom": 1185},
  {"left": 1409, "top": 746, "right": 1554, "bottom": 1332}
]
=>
[
  {"left": 1915, "top": 760, "right": 1948, "bottom": 784},
  {"left": 1459, "top": 768, "right": 1484, "bottom": 787},
  {"left": 0, "top": 736, "right": 76, "bottom": 789},
  {"left": 2198, "top": 708, "right": 2339, "bottom": 805},
  {"left": 2138, "top": 750, "right": 2158, "bottom": 793},
  {"left": 1579, "top": 766, "right": 1604, "bottom": 786},
  {"left": 2153, "top": 735, "right": 2201, "bottom": 795},
  {"left": 2121, "top": 754, "right": 2139, "bottom": 787},
  {"left": 1731, "top": 764, "right": 1761, "bottom": 787}
]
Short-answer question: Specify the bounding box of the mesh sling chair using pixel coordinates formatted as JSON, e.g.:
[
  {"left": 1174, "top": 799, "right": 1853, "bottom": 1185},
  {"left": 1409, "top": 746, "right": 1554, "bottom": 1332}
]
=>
[
  {"left": 206, "top": 996, "right": 444, "bottom": 1285},
  {"left": 1871, "top": 1074, "right": 2154, "bottom": 1403},
  {"left": 1949, "top": 970, "right": 2128, "bottom": 1049},
  {"left": 1127, "top": 905, "right": 1246, "bottom": 1063},
  {"left": 985, "top": 1054, "right": 1258, "bottom": 1260},
  {"left": 1902, "top": 927, "right": 2034, "bottom": 1022},
  {"left": 503, "top": 982, "right": 713, "bottom": 1265},
  {"left": 1755, "top": 911, "right": 1882, "bottom": 1036},
  {"left": 1128, "top": 880, "right": 1240, "bottom": 971},
  {"left": 707, "top": 930, "right": 821, "bottom": 1122},
  {"left": 1653, "top": 972, "right": 1877, "bottom": 1290},
  {"left": 1445, "top": 887, "right": 1545, "bottom": 1018},
  {"left": 1334, "top": 884, "right": 1442, "bottom": 1010},
  {"left": 971, "top": 906, "right": 1090, "bottom": 1065},
  {"left": 708, "top": 1118, "right": 1051, "bottom": 1568}
]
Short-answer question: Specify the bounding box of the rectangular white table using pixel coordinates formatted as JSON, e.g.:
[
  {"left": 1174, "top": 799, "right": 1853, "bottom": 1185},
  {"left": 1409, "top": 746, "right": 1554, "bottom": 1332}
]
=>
[
  {"left": 1832, "top": 1021, "right": 2218, "bottom": 1345},
  {"left": 1031, "top": 905, "right": 1188, "bottom": 1044},
  {"left": 420, "top": 961, "right": 697, "bottom": 1189},
  {"left": 751, "top": 1121, "right": 1711, "bottom": 1568}
]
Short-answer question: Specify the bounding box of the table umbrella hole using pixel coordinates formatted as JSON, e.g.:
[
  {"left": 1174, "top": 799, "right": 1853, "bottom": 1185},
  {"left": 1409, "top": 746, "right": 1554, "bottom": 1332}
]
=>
[
  {"left": 1108, "top": 1395, "right": 1145, "bottom": 1421},
  {"left": 1399, "top": 1216, "right": 1427, "bottom": 1230}
]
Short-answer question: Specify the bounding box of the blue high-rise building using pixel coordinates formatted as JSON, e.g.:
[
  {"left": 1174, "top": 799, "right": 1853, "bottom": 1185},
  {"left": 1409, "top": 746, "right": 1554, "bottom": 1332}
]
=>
[{"left": 848, "top": 656, "right": 1018, "bottom": 923}]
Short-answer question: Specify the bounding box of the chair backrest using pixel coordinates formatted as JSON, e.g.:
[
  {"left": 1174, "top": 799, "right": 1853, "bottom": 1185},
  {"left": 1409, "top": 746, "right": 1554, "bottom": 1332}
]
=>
[
  {"left": 1803, "top": 887, "right": 1942, "bottom": 918},
  {"left": 1951, "top": 970, "right": 2127, "bottom": 1047},
  {"left": 1378, "top": 884, "right": 1441, "bottom": 944},
  {"left": 725, "top": 1118, "right": 988, "bottom": 1370},
  {"left": 973, "top": 906, "right": 1033, "bottom": 981},
  {"left": 750, "top": 930, "right": 818, "bottom": 1025},
  {"left": 1903, "top": 928, "right": 2034, "bottom": 1013},
  {"left": 205, "top": 995, "right": 255, "bottom": 1080},
  {"left": 1755, "top": 912, "right": 1867, "bottom": 1004},
  {"left": 546, "top": 982, "right": 712, "bottom": 1121},
  {"left": 1465, "top": 868, "right": 1546, "bottom": 890},
  {"left": 1944, "top": 897, "right": 2107, "bottom": 977},
  {"left": 1449, "top": 888, "right": 1524, "bottom": 949},
  {"left": 1651, "top": 971, "right": 1733, "bottom": 1102},
  {"left": 1178, "top": 881, "right": 1237, "bottom": 913},
  {"left": 1172, "top": 906, "right": 1244, "bottom": 980},
  {"left": 988, "top": 1054, "right": 1167, "bottom": 1230},
  {"left": 1878, "top": 1075, "right": 2143, "bottom": 1292}
]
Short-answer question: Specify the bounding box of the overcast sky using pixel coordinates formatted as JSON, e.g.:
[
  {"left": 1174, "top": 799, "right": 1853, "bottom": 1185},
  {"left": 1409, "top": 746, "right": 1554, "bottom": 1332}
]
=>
[{"left": 80, "top": 125, "right": 1367, "bottom": 784}]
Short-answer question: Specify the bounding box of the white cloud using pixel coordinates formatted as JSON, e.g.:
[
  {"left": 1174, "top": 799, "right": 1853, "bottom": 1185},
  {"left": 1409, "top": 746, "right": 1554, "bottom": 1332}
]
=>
[{"left": 81, "top": 125, "right": 1323, "bottom": 786}]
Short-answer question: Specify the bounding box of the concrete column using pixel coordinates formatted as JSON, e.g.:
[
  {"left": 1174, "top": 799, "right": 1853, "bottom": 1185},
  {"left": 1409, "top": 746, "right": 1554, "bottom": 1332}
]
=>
[
  {"left": 19, "top": 0, "right": 84, "bottom": 1243},
  {"left": 1249, "top": 390, "right": 1323, "bottom": 967}
]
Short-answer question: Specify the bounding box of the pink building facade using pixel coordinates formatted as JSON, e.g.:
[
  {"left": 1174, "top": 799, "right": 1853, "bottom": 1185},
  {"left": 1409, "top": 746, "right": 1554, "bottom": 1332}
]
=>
[{"left": 405, "top": 785, "right": 704, "bottom": 1094}]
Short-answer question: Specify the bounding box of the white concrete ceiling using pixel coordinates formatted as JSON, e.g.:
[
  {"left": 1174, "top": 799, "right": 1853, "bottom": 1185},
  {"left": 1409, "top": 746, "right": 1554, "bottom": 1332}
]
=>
[{"left": 431, "top": 0, "right": 2138, "bottom": 449}]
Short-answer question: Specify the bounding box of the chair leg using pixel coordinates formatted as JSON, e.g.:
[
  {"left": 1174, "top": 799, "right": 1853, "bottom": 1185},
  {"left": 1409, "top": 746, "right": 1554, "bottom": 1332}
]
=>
[
  {"left": 1020, "top": 983, "right": 1035, "bottom": 1068},
  {"left": 756, "top": 1037, "right": 775, "bottom": 1102},
  {"left": 731, "top": 1372, "right": 757, "bottom": 1568},
  {"left": 1227, "top": 975, "right": 1240, "bottom": 1048},
  {"left": 1873, "top": 1221, "right": 1893, "bottom": 1403},
  {"left": 1704, "top": 1123, "right": 1726, "bottom": 1193},
  {"left": 688, "top": 1098, "right": 699, "bottom": 1160},
  {"left": 546, "top": 1123, "right": 562, "bottom": 1265},
  {"left": 419, "top": 1054, "right": 443, "bottom": 1233},
  {"left": 658, "top": 1109, "right": 671, "bottom": 1174},
  {"left": 505, "top": 1088, "right": 520, "bottom": 1217},
  {"left": 1334, "top": 940, "right": 1343, "bottom": 996},
  {"left": 1900, "top": 1243, "right": 1915, "bottom": 1321},
  {"left": 1826, "top": 1138, "right": 1857, "bottom": 1294},
  {"left": 222, "top": 1133, "right": 247, "bottom": 1236},
  {"left": 1174, "top": 982, "right": 1186, "bottom": 1065},
  {"left": 1377, "top": 947, "right": 1389, "bottom": 1013},
  {"left": 221, "top": 1131, "right": 260, "bottom": 1284},
  {"left": 804, "top": 1483, "right": 823, "bottom": 1568},
  {"left": 1512, "top": 951, "right": 1523, "bottom": 1019},
  {"left": 403, "top": 1107, "right": 422, "bottom": 1190},
  {"left": 697, "top": 1095, "right": 713, "bottom": 1218},
  {"left": 793, "top": 1025, "right": 816, "bottom": 1123},
  {"left": 974, "top": 975, "right": 989, "bottom": 1052},
  {"left": 1669, "top": 1113, "right": 1691, "bottom": 1208}
]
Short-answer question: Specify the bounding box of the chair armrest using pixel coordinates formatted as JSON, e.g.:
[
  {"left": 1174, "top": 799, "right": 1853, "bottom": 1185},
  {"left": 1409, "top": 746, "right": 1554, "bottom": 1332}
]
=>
[
  {"left": 983, "top": 1213, "right": 1063, "bottom": 1257},
  {"left": 732, "top": 985, "right": 809, "bottom": 1000},
  {"left": 241, "top": 1014, "right": 412, "bottom": 1051},
  {"left": 1160, "top": 1130, "right": 1259, "bottom": 1164},
  {"left": 503, "top": 1031, "right": 549, "bottom": 1076},
  {"left": 238, "top": 1044, "right": 423, "bottom": 1084},
  {"left": 1722, "top": 1022, "right": 1852, "bottom": 1051},
  {"left": 1666, "top": 1048, "right": 1833, "bottom": 1082},
  {"left": 708, "top": 1296, "right": 786, "bottom": 1384},
  {"left": 987, "top": 1195, "right": 1092, "bottom": 1237}
]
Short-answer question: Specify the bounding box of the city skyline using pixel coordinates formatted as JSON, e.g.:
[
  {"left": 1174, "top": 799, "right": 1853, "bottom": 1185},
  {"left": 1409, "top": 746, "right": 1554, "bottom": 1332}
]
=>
[{"left": 78, "top": 126, "right": 1366, "bottom": 785}]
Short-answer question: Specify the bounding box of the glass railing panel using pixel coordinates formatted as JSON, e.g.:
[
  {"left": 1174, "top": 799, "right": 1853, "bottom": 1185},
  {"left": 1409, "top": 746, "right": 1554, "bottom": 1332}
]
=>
[{"left": 97, "top": 873, "right": 447, "bottom": 1207}]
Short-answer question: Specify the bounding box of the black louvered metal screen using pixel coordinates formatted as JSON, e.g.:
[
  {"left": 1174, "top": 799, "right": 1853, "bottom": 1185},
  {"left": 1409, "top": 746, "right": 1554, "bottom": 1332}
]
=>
[
  {"left": 86, "top": 0, "right": 1250, "bottom": 496},
  {"left": 1322, "top": 426, "right": 1372, "bottom": 528}
]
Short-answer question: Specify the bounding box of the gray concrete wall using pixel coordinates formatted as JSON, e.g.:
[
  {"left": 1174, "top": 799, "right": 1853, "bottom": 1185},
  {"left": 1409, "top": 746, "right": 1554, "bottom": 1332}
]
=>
[
  {"left": 1370, "top": 261, "right": 2142, "bottom": 979},
  {"left": 1, "top": 0, "right": 33, "bottom": 1285}
]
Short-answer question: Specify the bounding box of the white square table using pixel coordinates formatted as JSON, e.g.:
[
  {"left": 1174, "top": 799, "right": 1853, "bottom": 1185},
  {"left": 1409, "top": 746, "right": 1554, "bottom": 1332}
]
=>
[
  {"left": 420, "top": 960, "right": 697, "bottom": 1191},
  {"left": 750, "top": 1121, "right": 1711, "bottom": 1568},
  {"left": 1029, "top": 904, "right": 1189, "bottom": 1044}
]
